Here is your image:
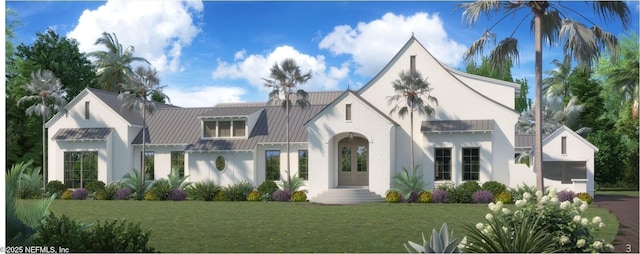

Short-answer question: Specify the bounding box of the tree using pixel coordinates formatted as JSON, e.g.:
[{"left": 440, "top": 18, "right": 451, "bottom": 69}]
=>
[
  {"left": 465, "top": 57, "right": 530, "bottom": 113},
  {"left": 387, "top": 70, "right": 438, "bottom": 171},
  {"left": 119, "top": 66, "right": 169, "bottom": 189},
  {"left": 460, "top": 1, "right": 631, "bottom": 192},
  {"left": 587, "top": 130, "right": 628, "bottom": 187},
  {"left": 515, "top": 78, "right": 531, "bottom": 113},
  {"left": 88, "top": 32, "right": 149, "bottom": 92},
  {"left": 568, "top": 69, "right": 606, "bottom": 131},
  {"left": 263, "top": 58, "right": 312, "bottom": 184},
  {"left": 597, "top": 32, "right": 639, "bottom": 119},
  {"left": 17, "top": 70, "right": 67, "bottom": 190},
  {"left": 543, "top": 55, "right": 574, "bottom": 105},
  {"left": 517, "top": 95, "right": 584, "bottom": 135}
]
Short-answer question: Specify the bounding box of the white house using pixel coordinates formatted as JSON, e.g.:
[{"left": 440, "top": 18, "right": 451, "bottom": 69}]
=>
[{"left": 45, "top": 36, "right": 598, "bottom": 203}]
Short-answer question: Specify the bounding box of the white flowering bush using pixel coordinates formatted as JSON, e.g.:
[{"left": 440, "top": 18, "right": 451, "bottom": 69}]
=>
[{"left": 463, "top": 189, "right": 613, "bottom": 253}]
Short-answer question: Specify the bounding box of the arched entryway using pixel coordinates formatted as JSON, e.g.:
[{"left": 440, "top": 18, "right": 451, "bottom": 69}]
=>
[{"left": 337, "top": 136, "right": 369, "bottom": 186}]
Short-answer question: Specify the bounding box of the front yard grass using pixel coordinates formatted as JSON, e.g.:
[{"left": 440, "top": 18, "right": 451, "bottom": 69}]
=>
[{"left": 33, "top": 200, "right": 618, "bottom": 253}]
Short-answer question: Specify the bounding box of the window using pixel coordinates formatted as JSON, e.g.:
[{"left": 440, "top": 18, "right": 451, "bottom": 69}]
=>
[
  {"left": 233, "top": 120, "right": 246, "bottom": 137},
  {"left": 216, "top": 156, "right": 226, "bottom": 171},
  {"left": 462, "top": 148, "right": 480, "bottom": 181},
  {"left": 356, "top": 146, "right": 367, "bottom": 172},
  {"left": 142, "top": 151, "right": 155, "bottom": 180},
  {"left": 340, "top": 146, "right": 351, "bottom": 172},
  {"left": 298, "top": 150, "right": 308, "bottom": 180},
  {"left": 410, "top": 55, "right": 416, "bottom": 74},
  {"left": 346, "top": 104, "right": 352, "bottom": 121},
  {"left": 171, "top": 151, "right": 185, "bottom": 177},
  {"left": 266, "top": 150, "right": 280, "bottom": 180},
  {"left": 435, "top": 148, "right": 451, "bottom": 180},
  {"left": 561, "top": 136, "right": 567, "bottom": 155},
  {"left": 84, "top": 101, "right": 90, "bottom": 119},
  {"left": 218, "top": 121, "right": 231, "bottom": 137},
  {"left": 64, "top": 151, "right": 98, "bottom": 188},
  {"left": 203, "top": 120, "right": 247, "bottom": 138}
]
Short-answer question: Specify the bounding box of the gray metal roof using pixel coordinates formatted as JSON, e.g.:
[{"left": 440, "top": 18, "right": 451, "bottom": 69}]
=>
[
  {"left": 421, "top": 120, "right": 494, "bottom": 132},
  {"left": 198, "top": 106, "right": 264, "bottom": 118},
  {"left": 515, "top": 134, "right": 550, "bottom": 149},
  {"left": 133, "top": 107, "right": 212, "bottom": 145},
  {"left": 52, "top": 128, "right": 113, "bottom": 141},
  {"left": 88, "top": 88, "right": 179, "bottom": 126}
]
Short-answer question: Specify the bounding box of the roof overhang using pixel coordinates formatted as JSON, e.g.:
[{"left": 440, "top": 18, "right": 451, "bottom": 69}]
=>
[{"left": 52, "top": 128, "right": 113, "bottom": 141}]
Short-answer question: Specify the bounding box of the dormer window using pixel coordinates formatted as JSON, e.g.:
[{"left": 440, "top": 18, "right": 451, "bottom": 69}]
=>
[{"left": 203, "top": 119, "right": 247, "bottom": 138}]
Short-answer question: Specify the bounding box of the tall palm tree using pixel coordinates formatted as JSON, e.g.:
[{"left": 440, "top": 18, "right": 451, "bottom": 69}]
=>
[
  {"left": 543, "top": 55, "right": 574, "bottom": 104},
  {"left": 88, "top": 32, "right": 149, "bottom": 92},
  {"left": 460, "top": 1, "right": 631, "bottom": 192},
  {"left": 387, "top": 70, "right": 438, "bottom": 171},
  {"left": 607, "top": 34, "right": 639, "bottom": 119},
  {"left": 119, "top": 66, "right": 169, "bottom": 189},
  {"left": 263, "top": 58, "right": 312, "bottom": 184},
  {"left": 17, "top": 69, "right": 67, "bottom": 190}
]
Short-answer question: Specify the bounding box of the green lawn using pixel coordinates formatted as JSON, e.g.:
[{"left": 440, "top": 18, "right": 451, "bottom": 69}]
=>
[
  {"left": 26, "top": 200, "right": 618, "bottom": 253},
  {"left": 596, "top": 190, "right": 640, "bottom": 197}
]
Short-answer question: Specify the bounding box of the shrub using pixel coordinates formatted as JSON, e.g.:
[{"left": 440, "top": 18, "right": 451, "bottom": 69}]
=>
[
  {"left": 34, "top": 214, "right": 155, "bottom": 252},
  {"left": 114, "top": 188, "right": 132, "bottom": 200},
  {"left": 385, "top": 190, "right": 401, "bottom": 203},
  {"left": 509, "top": 183, "right": 540, "bottom": 203},
  {"left": 482, "top": 181, "right": 507, "bottom": 196},
  {"left": 168, "top": 189, "right": 187, "bottom": 201},
  {"left": 405, "top": 191, "right": 419, "bottom": 203},
  {"left": 247, "top": 190, "right": 261, "bottom": 201},
  {"left": 472, "top": 190, "right": 494, "bottom": 203},
  {"left": 435, "top": 181, "right": 455, "bottom": 191},
  {"left": 463, "top": 190, "right": 614, "bottom": 253},
  {"left": 417, "top": 191, "right": 432, "bottom": 203},
  {"left": 224, "top": 181, "right": 254, "bottom": 201},
  {"left": 61, "top": 189, "right": 73, "bottom": 200},
  {"left": 46, "top": 180, "right": 67, "bottom": 197},
  {"left": 277, "top": 174, "right": 306, "bottom": 192},
  {"left": 272, "top": 190, "right": 292, "bottom": 202},
  {"left": 557, "top": 190, "right": 576, "bottom": 202},
  {"left": 84, "top": 181, "right": 105, "bottom": 194},
  {"left": 122, "top": 169, "right": 154, "bottom": 200},
  {"left": 576, "top": 192, "right": 593, "bottom": 204},
  {"left": 18, "top": 166, "right": 43, "bottom": 199},
  {"left": 291, "top": 191, "right": 307, "bottom": 202},
  {"left": 404, "top": 223, "right": 462, "bottom": 253},
  {"left": 495, "top": 191, "right": 513, "bottom": 204},
  {"left": 71, "top": 188, "right": 88, "bottom": 200},
  {"left": 455, "top": 181, "right": 482, "bottom": 203},
  {"left": 151, "top": 179, "right": 173, "bottom": 201},
  {"left": 96, "top": 182, "right": 120, "bottom": 200},
  {"left": 392, "top": 166, "right": 426, "bottom": 200},
  {"left": 144, "top": 190, "right": 159, "bottom": 201},
  {"left": 432, "top": 189, "right": 448, "bottom": 203},
  {"left": 186, "top": 181, "right": 221, "bottom": 201},
  {"left": 257, "top": 180, "right": 279, "bottom": 198},
  {"left": 215, "top": 190, "right": 227, "bottom": 201}
]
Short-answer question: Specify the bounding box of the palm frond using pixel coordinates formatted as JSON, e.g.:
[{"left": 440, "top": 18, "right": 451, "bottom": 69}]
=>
[
  {"left": 591, "top": 25, "right": 620, "bottom": 62},
  {"left": 560, "top": 20, "right": 599, "bottom": 68},
  {"left": 464, "top": 30, "right": 496, "bottom": 63},
  {"left": 458, "top": 0, "right": 503, "bottom": 26},
  {"left": 536, "top": 10, "right": 562, "bottom": 46},
  {"left": 488, "top": 37, "right": 519, "bottom": 74},
  {"left": 591, "top": 1, "right": 631, "bottom": 28}
]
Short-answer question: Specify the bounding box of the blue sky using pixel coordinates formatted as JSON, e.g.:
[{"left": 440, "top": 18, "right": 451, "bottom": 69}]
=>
[{"left": 6, "top": 1, "right": 639, "bottom": 108}]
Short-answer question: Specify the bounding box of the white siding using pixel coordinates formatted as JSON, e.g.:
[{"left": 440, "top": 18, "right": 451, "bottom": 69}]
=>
[{"left": 187, "top": 151, "right": 254, "bottom": 187}]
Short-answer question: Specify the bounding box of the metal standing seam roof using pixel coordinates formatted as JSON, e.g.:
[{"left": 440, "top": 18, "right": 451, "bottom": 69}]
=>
[
  {"left": 198, "top": 106, "right": 264, "bottom": 118},
  {"left": 52, "top": 128, "right": 113, "bottom": 141},
  {"left": 421, "top": 119, "right": 495, "bottom": 133},
  {"left": 514, "top": 133, "right": 552, "bottom": 149},
  {"left": 88, "top": 88, "right": 179, "bottom": 126},
  {"left": 133, "top": 107, "right": 213, "bottom": 145}
]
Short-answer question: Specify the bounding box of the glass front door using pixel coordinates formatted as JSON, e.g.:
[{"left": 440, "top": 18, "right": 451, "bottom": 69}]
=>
[{"left": 338, "top": 137, "right": 368, "bottom": 186}]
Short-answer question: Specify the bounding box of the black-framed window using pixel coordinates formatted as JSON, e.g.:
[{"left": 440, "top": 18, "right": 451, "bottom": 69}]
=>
[
  {"left": 462, "top": 148, "right": 480, "bottom": 181},
  {"left": 171, "top": 151, "right": 185, "bottom": 177},
  {"left": 298, "top": 150, "right": 308, "bottom": 180},
  {"left": 142, "top": 151, "right": 155, "bottom": 180},
  {"left": 266, "top": 150, "right": 280, "bottom": 181},
  {"left": 64, "top": 151, "right": 98, "bottom": 188},
  {"left": 435, "top": 148, "right": 451, "bottom": 180}
]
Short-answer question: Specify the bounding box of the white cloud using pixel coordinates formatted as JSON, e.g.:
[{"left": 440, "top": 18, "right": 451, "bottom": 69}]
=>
[
  {"left": 66, "top": 0, "right": 203, "bottom": 73},
  {"left": 319, "top": 12, "right": 468, "bottom": 76},
  {"left": 212, "top": 45, "right": 350, "bottom": 93},
  {"left": 164, "top": 86, "right": 246, "bottom": 108}
]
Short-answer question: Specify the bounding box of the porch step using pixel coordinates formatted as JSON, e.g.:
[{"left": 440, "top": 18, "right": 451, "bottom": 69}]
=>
[{"left": 311, "top": 188, "right": 385, "bottom": 205}]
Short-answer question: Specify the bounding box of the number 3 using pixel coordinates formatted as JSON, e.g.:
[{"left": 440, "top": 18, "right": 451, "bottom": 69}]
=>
[{"left": 626, "top": 244, "right": 632, "bottom": 253}]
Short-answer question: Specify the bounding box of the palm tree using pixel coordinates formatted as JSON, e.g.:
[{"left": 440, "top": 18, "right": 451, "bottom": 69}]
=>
[
  {"left": 119, "top": 66, "right": 169, "bottom": 189},
  {"left": 607, "top": 33, "right": 639, "bottom": 119},
  {"left": 263, "top": 58, "right": 312, "bottom": 184},
  {"left": 17, "top": 69, "right": 67, "bottom": 191},
  {"left": 517, "top": 95, "right": 584, "bottom": 135},
  {"left": 88, "top": 32, "right": 149, "bottom": 92},
  {"left": 387, "top": 70, "right": 438, "bottom": 171},
  {"left": 543, "top": 55, "right": 574, "bottom": 104},
  {"left": 460, "top": 1, "right": 631, "bottom": 192}
]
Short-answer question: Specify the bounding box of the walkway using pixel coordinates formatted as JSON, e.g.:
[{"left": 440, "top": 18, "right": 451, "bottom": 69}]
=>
[{"left": 594, "top": 194, "right": 639, "bottom": 253}]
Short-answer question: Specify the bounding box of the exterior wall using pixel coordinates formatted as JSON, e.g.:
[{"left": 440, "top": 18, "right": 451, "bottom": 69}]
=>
[
  {"left": 358, "top": 39, "right": 518, "bottom": 188},
  {"left": 448, "top": 69, "right": 517, "bottom": 109},
  {"left": 48, "top": 137, "right": 111, "bottom": 184},
  {"left": 306, "top": 92, "right": 396, "bottom": 199},
  {"left": 423, "top": 132, "right": 493, "bottom": 186},
  {"left": 133, "top": 145, "right": 186, "bottom": 180},
  {"left": 186, "top": 151, "right": 254, "bottom": 187},
  {"left": 542, "top": 128, "right": 597, "bottom": 196},
  {"left": 46, "top": 90, "right": 137, "bottom": 184},
  {"left": 255, "top": 143, "right": 308, "bottom": 190}
]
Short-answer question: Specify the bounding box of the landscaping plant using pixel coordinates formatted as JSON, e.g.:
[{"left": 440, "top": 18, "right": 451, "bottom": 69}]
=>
[
  {"left": 18, "top": 165, "right": 44, "bottom": 199},
  {"left": 71, "top": 188, "right": 88, "bottom": 200},
  {"left": 417, "top": 191, "right": 432, "bottom": 203},
  {"left": 122, "top": 169, "right": 154, "bottom": 200},
  {"left": 114, "top": 188, "right": 132, "bottom": 200},
  {"left": 96, "top": 182, "right": 120, "bottom": 200},
  {"left": 186, "top": 181, "right": 221, "bottom": 201},
  {"left": 291, "top": 191, "right": 307, "bottom": 202},
  {"left": 494, "top": 191, "right": 513, "bottom": 204},
  {"left": 151, "top": 179, "right": 173, "bottom": 200},
  {"left": 481, "top": 181, "right": 506, "bottom": 196},
  {"left": 247, "top": 190, "right": 261, "bottom": 201},
  {"left": 463, "top": 189, "right": 614, "bottom": 253},
  {"left": 404, "top": 223, "right": 463, "bottom": 253},
  {"left": 278, "top": 174, "right": 306, "bottom": 192},
  {"left": 392, "top": 166, "right": 426, "bottom": 200},
  {"left": 577, "top": 192, "right": 593, "bottom": 204},
  {"left": 385, "top": 190, "right": 402, "bottom": 203},
  {"left": 46, "top": 180, "right": 67, "bottom": 198},
  {"left": 273, "top": 189, "right": 292, "bottom": 202},
  {"left": 431, "top": 189, "right": 449, "bottom": 203},
  {"left": 167, "top": 189, "right": 187, "bottom": 201},
  {"left": 471, "top": 190, "right": 494, "bottom": 203},
  {"left": 224, "top": 181, "right": 254, "bottom": 201},
  {"left": 557, "top": 190, "right": 576, "bottom": 202},
  {"left": 257, "top": 180, "right": 279, "bottom": 199},
  {"left": 84, "top": 181, "right": 105, "bottom": 194}
]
